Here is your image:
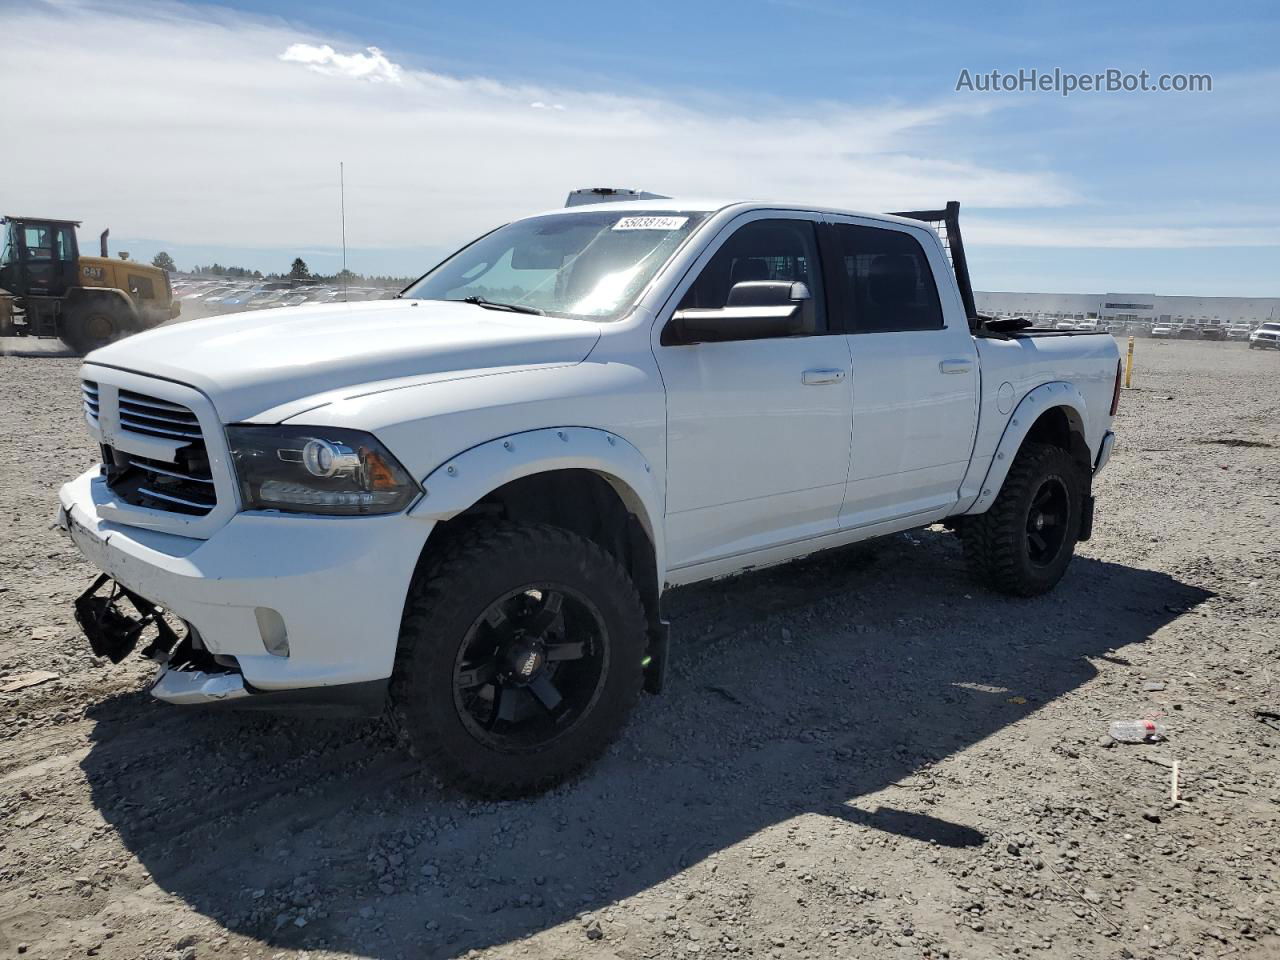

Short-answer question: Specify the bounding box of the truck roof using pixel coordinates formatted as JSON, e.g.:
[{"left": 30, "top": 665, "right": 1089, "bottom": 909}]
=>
[{"left": 535, "top": 197, "right": 933, "bottom": 232}]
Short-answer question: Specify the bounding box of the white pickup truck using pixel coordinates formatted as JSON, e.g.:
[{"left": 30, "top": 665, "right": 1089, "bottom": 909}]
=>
[{"left": 58, "top": 196, "right": 1120, "bottom": 796}]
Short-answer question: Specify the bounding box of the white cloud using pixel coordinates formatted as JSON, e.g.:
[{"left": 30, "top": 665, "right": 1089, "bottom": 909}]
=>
[
  {"left": 279, "top": 43, "right": 402, "bottom": 83},
  {"left": 968, "top": 220, "right": 1280, "bottom": 248},
  {"left": 1, "top": 1, "right": 1091, "bottom": 271}
]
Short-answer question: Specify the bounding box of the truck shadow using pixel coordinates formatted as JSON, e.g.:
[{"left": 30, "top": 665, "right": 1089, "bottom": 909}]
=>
[{"left": 80, "top": 530, "right": 1209, "bottom": 958}]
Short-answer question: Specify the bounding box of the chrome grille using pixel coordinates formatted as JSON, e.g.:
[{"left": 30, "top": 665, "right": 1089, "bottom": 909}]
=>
[
  {"left": 82, "top": 380, "right": 100, "bottom": 421},
  {"left": 118, "top": 389, "right": 203, "bottom": 440},
  {"left": 92, "top": 383, "right": 219, "bottom": 517}
]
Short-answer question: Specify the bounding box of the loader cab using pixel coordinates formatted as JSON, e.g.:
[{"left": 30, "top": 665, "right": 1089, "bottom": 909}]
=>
[{"left": 0, "top": 216, "right": 81, "bottom": 298}]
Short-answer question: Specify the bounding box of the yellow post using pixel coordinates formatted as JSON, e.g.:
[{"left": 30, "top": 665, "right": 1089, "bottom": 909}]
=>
[{"left": 1125, "top": 336, "right": 1135, "bottom": 388}]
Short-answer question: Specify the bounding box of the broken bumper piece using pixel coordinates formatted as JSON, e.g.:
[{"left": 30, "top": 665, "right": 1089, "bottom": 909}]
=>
[
  {"left": 74, "top": 573, "right": 180, "bottom": 664},
  {"left": 152, "top": 666, "right": 251, "bottom": 705},
  {"left": 148, "top": 660, "right": 388, "bottom": 715}
]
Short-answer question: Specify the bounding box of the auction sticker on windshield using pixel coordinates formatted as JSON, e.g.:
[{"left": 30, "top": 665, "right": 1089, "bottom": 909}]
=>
[{"left": 613, "top": 216, "right": 689, "bottom": 231}]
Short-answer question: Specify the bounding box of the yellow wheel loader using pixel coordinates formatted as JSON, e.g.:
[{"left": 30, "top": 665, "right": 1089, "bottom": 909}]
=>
[{"left": 0, "top": 216, "right": 179, "bottom": 354}]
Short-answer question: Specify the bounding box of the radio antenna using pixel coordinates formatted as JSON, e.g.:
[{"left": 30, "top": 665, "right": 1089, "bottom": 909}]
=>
[{"left": 340, "top": 161, "right": 348, "bottom": 302}]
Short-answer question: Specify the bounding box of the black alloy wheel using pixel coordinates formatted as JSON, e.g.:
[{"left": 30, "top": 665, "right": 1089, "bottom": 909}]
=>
[
  {"left": 452, "top": 585, "right": 608, "bottom": 752},
  {"left": 1025, "top": 476, "right": 1070, "bottom": 567}
]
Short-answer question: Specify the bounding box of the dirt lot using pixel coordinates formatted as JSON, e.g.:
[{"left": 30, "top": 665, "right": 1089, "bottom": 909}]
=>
[{"left": 1, "top": 339, "right": 1277, "bottom": 960}]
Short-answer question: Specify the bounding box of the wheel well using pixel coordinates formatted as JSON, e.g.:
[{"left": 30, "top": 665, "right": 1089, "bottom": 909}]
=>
[
  {"left": 1024, "top": 405, "right": 1091, "bottom": 473},
  {"left": 417, "top": 468, "right": 662, "bottom": 641}
]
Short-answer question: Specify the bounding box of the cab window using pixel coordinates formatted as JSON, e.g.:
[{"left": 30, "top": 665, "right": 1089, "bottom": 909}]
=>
[
  {"left": 128, "top": 274, "right": 156, "bottom": 299},
  {"left": 678, "top": 218, "right": 825, "bottom": 334},
  {"left": 22, "top": 226, "right": 52, "bottom": 258},
  {"left": 55, "top": 227, "right": 75, "bottom": 261},
  {"left": 831, "top": 223, "right": 943, "bottom": 332}
]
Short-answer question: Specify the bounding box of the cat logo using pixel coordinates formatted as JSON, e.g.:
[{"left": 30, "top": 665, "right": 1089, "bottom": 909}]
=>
[{"left": 82, "top": 265, "right": 105, "bottom": 281}]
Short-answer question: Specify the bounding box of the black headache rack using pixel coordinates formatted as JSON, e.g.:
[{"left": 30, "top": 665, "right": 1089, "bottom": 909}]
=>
[{"left": 891, "top": 201, "right": 1076, "bottom": 336}]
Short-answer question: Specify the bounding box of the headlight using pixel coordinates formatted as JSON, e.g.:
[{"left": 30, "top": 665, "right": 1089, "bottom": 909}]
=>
[{"left": 227, "top": 425, "right": 420, "bottom": 516}]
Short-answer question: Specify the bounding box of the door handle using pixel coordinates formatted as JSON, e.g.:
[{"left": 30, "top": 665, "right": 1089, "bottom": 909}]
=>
[
  {"left": 939, "top": 359, "right": 973, "bottom": 375},
  {"left": 802, "top": 368, "right": 847, "bottom": 385}
]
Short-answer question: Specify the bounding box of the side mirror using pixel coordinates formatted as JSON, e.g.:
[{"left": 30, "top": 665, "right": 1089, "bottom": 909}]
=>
[
  {"left": 726, "top": 280, "right": 810, "bottom": 307},
  {"left": 661, "top": 280, "right": 811, "bottom": 345}
]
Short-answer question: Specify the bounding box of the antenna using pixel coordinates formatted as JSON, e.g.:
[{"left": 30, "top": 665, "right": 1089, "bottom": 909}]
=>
[{"left": 340, "top": 161, "right": 348, "bottom": 302}]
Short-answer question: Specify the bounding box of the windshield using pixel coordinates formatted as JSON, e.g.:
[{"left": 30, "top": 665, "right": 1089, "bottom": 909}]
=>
[
  {"left": 403, "top": 210, "right": 710, "bottom": 321},
  {"left": 1262, "top": 323, "right": 1280, "bottom": 331}
]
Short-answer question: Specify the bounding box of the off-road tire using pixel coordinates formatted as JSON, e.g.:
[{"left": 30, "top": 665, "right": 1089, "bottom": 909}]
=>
[
  {"left": 60, "top": 298, "right": 134, "bottom": 355},
  {"left": 958, "top": 442, "right": 1085, "bottom": 597},
  {"left": 391, "top": 521, "right": 647, "bottom": 798}
]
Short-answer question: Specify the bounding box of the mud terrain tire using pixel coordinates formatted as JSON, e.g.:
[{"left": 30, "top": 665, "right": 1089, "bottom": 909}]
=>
[
  {"left": 959, "top": 442, "right": 1085, "bottom": 597},
  {"left": 392, "top": 522, "right": 646, "bottom": 798}
]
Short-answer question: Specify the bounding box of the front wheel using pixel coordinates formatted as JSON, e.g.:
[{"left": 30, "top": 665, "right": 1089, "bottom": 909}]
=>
[
  {"left": 391, "top": 522, "right": 647, "bottom": 797},
  {"left": 61, "top": 299, "right": 134, "bottom": 355},
  {"left": 958, "top": 442, "right": 1086, "bottom": 597}
]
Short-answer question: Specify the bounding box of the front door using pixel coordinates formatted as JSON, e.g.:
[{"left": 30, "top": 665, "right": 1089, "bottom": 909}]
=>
[
  {"left": 16, "top": 222, "right": 78, "bottom": 297},
  {"left": 655, "top": 214, "right": 854, "bottom": 571}
]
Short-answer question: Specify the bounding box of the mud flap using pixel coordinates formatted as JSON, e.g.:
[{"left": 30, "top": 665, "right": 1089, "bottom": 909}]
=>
[
  {"left": 1078, "top": 494, "right": 1096, "bottom": 542},
  {"left": 73, "top": 574, "right": 179, "bottom": 664},
  {"left": 643, "top": 619, "right": 670, "bottom": 694}
]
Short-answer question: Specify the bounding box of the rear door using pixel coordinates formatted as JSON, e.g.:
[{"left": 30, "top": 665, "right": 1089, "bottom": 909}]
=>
[{"left": 824, "top": 217, "right": 979, "bottom": 529}]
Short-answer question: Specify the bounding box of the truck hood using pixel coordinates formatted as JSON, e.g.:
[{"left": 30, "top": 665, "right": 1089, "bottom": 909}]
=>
[{"left": 85, "top": 299, "right": 602, "bottom": 423}]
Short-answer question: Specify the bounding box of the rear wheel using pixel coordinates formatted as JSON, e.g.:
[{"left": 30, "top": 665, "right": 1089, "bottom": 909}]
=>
[
  {"left": 958, "top": 442, "right": 1085, "bottom": 597},
  {"left": 61, "top": 299, "right": 134, "bottom": 354},
  {"left": 391, "top": 522, "right": 647, "bottom": 797}
]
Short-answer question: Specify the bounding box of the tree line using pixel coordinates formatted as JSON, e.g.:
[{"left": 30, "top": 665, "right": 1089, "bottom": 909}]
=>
[{"left": 152, "top": 252, "right": 412, "bottom": 286}]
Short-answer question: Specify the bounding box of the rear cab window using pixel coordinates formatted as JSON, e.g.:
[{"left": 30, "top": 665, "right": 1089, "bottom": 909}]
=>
[{"left": 828, "top": 223, "right": 944, "bottom": 333}]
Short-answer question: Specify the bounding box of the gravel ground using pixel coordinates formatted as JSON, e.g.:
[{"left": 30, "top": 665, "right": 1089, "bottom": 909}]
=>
[{"left": 0, "top": 339, "right": 1277, "bottom": 960}]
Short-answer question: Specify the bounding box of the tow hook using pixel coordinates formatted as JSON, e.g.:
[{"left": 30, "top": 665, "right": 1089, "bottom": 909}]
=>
[{"left": 73, "top": 574, "right": 179, "bottom": 664}]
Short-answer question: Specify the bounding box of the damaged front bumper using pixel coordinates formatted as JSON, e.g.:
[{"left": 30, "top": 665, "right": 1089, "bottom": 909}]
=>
[
  {"left": 73, "top": 572, "right": 247, "bottom": 704},
  {"left": 55, "top": 468, "right": 427, "bottom": 715},
  {"left": 71, "top": 573, "right": 386, "bottom": 714}
]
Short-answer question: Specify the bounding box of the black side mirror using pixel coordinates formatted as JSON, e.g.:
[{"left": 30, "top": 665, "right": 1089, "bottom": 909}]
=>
[{"left": 661, "top": 281, "right": 811, "bottom": 345}]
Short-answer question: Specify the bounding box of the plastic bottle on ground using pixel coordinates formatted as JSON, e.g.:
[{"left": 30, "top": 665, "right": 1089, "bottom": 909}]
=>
[{"left": 1108, "top": 719, "right": 1167, "bottom": 743}]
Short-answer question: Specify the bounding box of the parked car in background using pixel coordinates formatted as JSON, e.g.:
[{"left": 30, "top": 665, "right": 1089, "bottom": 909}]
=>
[
  {"left": 1176, "top": 323, "right": 1201, "bottom": 340},
  {"left": 246, "top": 290, "right": 288, "bottom": 309},
  {"left": 186, "top": 285, "right": 232, "bottom": 302},
  {"left": 1150, "top": 322, "right": 1175, "bottom": 338},
  {"left": 1248, "top": 322, "right": 1280, "bottom": 349},
  {"left": 1200, "top": 324, "right": 1226, "bottom": 340},
  {"left": 1226, "top": 324, "right": 1253, "bottom": 341}
]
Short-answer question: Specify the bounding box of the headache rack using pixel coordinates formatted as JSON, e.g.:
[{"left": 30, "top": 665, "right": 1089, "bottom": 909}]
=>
[{"left": 890, "top": 201, "right": 980, "bottom": 331}]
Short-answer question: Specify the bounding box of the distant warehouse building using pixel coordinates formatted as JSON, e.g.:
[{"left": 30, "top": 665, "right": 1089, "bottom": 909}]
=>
[{"left": 976, "top": 291, "right": 1280, "bottom": 326}]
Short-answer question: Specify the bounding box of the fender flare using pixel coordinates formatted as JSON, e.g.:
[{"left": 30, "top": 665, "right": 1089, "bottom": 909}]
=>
[
  {"left": 964, "top": 381, "right": 1089, "bottom": 515},
  {"left": 409, "top": 427, "right": 666, "bottom": 576}
]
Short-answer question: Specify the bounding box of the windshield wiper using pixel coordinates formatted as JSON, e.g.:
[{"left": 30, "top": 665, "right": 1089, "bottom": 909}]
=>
[{"left": 459, "top": 295, "right": 544, "bottom": 316}]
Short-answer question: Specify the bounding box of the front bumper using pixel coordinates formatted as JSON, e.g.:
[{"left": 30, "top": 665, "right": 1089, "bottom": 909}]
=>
[{"left": 57, "top": 467, "right": 431, "bottom": 704}]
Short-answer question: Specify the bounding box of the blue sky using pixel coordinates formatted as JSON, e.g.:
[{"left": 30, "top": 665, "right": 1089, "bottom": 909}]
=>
[{"left": 6, "top": 0, "right": 1279, "bottom": 293}]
